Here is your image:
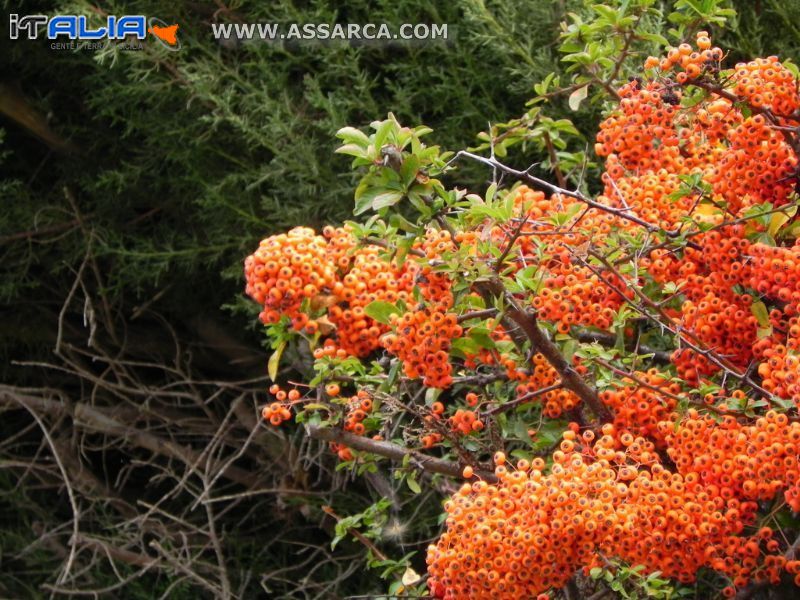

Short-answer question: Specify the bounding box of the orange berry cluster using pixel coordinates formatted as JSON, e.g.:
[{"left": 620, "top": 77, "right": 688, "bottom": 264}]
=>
[
  {"left": 261, "top": 384, "right": 300, "bottom": 426},
  {"left": 327, "top": 235, "right": 416, "bottom": 356},
  {"left": 652, "top": 33, "right": 723, "bottom": 82},
  {"left": 662, "top": 410, "right": 800, "bottom": 511},
  {"left": 312, "top": 338, "right": 352, "bottom": 360},
  {"left": 710, "top": 113, "right": 797, "bottom": 209},
  {"left": 343, "top": 390, "right": 374, "bottom": 436},
  {"left": 244, "top": 227, "right": 337, "bottom": 330},
  {"left": 598, "top": 369, "right": 680, "bottom": 445},
  {"left": 422, "top": 432, "right": 444, "bottom": 449},
  {"left": 330, "top": 442, "right": 354, "bottom": 462},
  {"left": 508, "top": 353, "right": 583, "bottom": 418},
  {"left": 731, "top": 56, "right": 800, "bottom": 117},
  {"left": 449, "top": 408, "right": 484, "bottom": 435},
  {"left": 755, "top": 339, "right": 800, "bottom": 405},
  {"left": 642, "top": 228, "right": 759, "bottom": 381},
  {"left": 245, "top": 225, "right": 421, "bottom": 357},
  {"left": 328, "top": 390, "right": 381, "bottom": 460},
  {"left": 639, "top": 33, "right": 798, "bottom": 211},
  {"left": 382, "top": 308, "right": 462, "bottom": 388},
  {"left": 748, "top": 243, "right": 800, "bottom": 313},
  {"left": 533, "top": 268, "right": 626, "bottom": 333},
  {"left": 595, "top": 82, "right": 682, "bottom": 178},
  {"left": 592, "top": 33, "right": 800, "bottom": 394},
  {"left": 428, "top": 423, "right": 798, "bottom": 599}
]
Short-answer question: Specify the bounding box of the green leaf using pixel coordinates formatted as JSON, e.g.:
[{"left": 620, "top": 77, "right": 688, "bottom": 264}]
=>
[
  {"left": 639, "top": 32, "right": 669, "bottom": 47},
  {"left": 373, "top": 119, "right": 395, "bottom": 152},
  {"left": 451, "top": 336, "right": 480, "bottom": 357},
  {"left": 406, "top": 473, "right": 421, "bottom": 494},
  {"left": 336, "top": 126, "right": 370, "bottom": 146},
  {"left": 372, "top": 191, "right": 404, "bottom": 211},
  {"left": 335, "top": 143, "right": 368, "bottom": 158},
  {"left": 364, "top": 301, "right": 399, "bottom": 325},
  {"left": 592, "top": 4, "right": 619, "bottom": 21},
  {"left": 400, "top": 154, "right": 420, "bottom": 187},
  {"left": 485, "top": 182, "right": 498, "bottom": 203},
  {"left": 468, "top": 327, "right": 496, "bottom": 350}
]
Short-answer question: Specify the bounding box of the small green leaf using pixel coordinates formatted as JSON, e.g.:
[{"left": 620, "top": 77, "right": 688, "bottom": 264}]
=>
[
  {"left": 485, "top": 182, "right": 498, "bottom": 203},
  {"left": 335, "top": 143, "right": 368, "bottom": 158},
  {"left": 336, "top": 126, "right": 370, "bottom": 146},
  {"left": 364, "top": 301, "right": 399, "bottom": 325},
  {"left": 400, "top": 155, "right": 420, "bottom": 187}
]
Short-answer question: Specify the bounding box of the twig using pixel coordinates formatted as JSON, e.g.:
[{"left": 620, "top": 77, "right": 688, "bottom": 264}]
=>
[
  {"left": 484, "top": 381, "right": 563, "bottom": 416},
  {"left": 306, "top": 424, "right": 496, "bottom": 482},
  {"left": 0, "top": 388, "right": 260, "bottom": 488},
  {"left": 454, "top": 151, "right": 674, "bottom": 236},
  {"left": 321, "top": 506, "right": 388, "bottom": 562},
  {"left": 575, "top": 330, "right": 671, "bottom": 363},
  {"left": 14, "top": 396, "right": 80, "bottom": 586},
  {"left": 456, "top": 308, "right": 499, "bottom": 324},
  {"left": 735, "top": 532, "right": 800, "bottom": 599}
]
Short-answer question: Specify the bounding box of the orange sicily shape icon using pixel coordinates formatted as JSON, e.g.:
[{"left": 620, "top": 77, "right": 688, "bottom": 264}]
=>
[{"left": 149, "top": 24, "right": 179, "bottom": 45}]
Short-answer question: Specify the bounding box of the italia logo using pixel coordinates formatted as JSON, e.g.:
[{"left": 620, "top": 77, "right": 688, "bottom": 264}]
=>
[{"left": 8, "top": 14, "right": 180, "bottom": 51}]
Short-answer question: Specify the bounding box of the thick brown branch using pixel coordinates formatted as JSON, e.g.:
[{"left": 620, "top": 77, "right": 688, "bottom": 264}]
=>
[{"left": 475, "top": 278, "right": 612, "bottom": 423}]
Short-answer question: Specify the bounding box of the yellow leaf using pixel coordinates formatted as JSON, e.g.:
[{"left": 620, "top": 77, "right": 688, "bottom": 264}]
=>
[
  {"left": 310, "top": 294, "right": 339, "bottom": 310},
  {"left": 751, "top": 301, "right": 770, "bottom": 328},
  {"left": 691, "top": 202, "right": 724, "bottom": 226},
  {"left": 568, "top": 85, "right": 588, "bottom": 111},
  {"left": 268, "top": 340, "right": 287, "bottom": 382},
  {"left": 402, "top": 567, "right": 421, "bottom": 586},
  {"left": 768, "top": 205, "right": 798, "bottom": 237}
]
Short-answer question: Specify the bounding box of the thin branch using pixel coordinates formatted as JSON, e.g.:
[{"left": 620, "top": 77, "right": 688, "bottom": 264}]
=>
[
  {"left": 14, "top": 396, "right": 80, "bottom": 585},
  {"left": 735, "top": 532, "right": 800, "bottom": 599},
  {"left": 575, "top": 330, "right": 671, "bottom": 364},
  {"left": 454, "top": 151, "right": 673, "bottom": 236},
  {"left": 484, "top": 381, "right": 563, "bottom": 416},
  {"left": 456, "top": 308, "right": 499, "bottom": 324},
  {"left": 306, "top": 424, "right": 496, "bottom": 482}
]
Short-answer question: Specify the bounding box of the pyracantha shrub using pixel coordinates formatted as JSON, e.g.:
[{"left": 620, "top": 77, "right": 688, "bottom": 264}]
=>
[{"left": 245, "top": 32, "right": 800, "bottom": 599}]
